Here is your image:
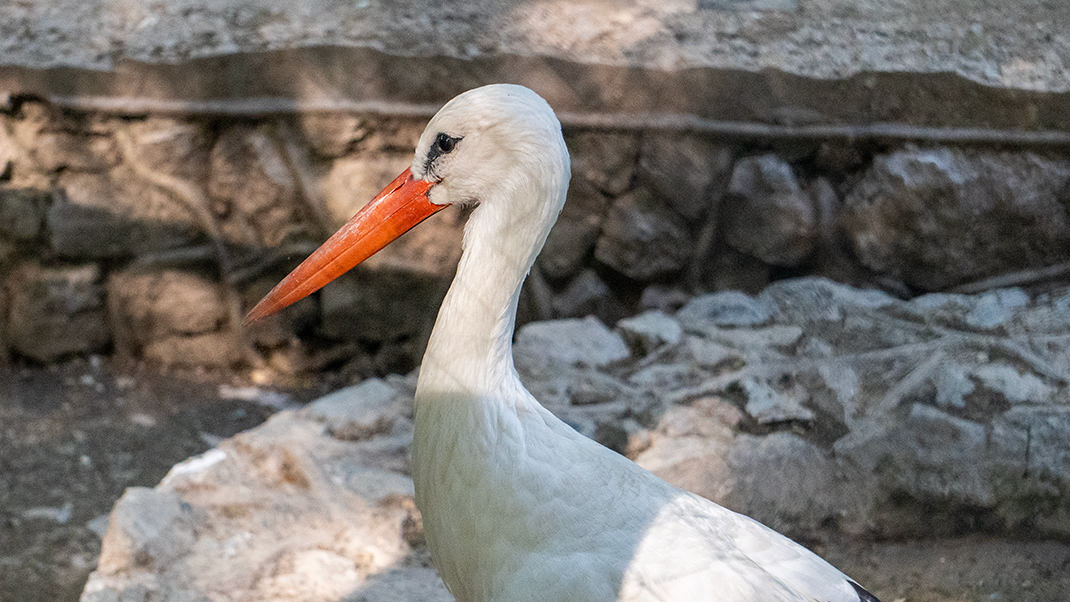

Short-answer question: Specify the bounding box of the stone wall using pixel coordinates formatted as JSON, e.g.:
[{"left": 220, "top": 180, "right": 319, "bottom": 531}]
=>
[{"left": 1, "top": 98, "right": 1069, "bottom": 372}]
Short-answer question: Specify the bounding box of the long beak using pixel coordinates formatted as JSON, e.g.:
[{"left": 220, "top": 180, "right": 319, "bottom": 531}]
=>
[{"left": 244, "top": 167, "right": 445, "bottom": 324}]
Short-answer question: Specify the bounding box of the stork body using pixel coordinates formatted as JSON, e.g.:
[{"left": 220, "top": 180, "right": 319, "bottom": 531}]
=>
[{"left": 247, "top": 84, "right": 880, "bottom": 602}]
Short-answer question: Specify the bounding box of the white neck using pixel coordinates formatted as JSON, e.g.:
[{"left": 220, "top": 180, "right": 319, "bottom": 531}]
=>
[{"left": 417, "top": 171, "right": 566, "bottom": 400}]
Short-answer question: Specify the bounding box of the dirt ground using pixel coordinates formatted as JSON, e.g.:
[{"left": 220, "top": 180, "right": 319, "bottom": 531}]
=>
[{"left": 0, "top": 357, "right": 1067, "bottom": 602}]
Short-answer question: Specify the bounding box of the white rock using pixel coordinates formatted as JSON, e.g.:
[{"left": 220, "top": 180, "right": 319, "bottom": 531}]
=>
[
  {"left": 616, "top": 310, "right": 683, "bottom": 354},
  {"left": 740, "top": 377, "right": 815, "bottom": 424},
  {"left": 677, "top": 290, "right": 774, "bottom": 330},
  {"left": 514, "top": 316, "right": 630, "bottom": 371}
]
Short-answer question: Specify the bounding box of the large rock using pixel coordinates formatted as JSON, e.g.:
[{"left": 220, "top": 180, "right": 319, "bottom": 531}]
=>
[
  {"left": 637, "top": 135, "right": 734, "bottom": 220},
  {"left": 50, "top": 169, "right": 202, "bottom": 258},
  {"left": 594, "top": 188, "right": 691, "bottom": 281},
  {"left": 125, "top": 118, "right": 212, "bottom": 181},
  {"left": 842, "top": 148, "right": 1070, "bottom": 290},
  {"left": 106, "top": 269, "right": 242, "bottom": 367},
  {"left": 209, "top": 125, "right": 299, "bottom": 248},
  {"left": 566, "top": 132, "right": 639, "bottom": 197},
  {"left": 81, "top": 278, "right": 1070, "bottom": 600},
  {"left": 0, "top": 186, "right": 47, "bottom": 241},
  {"left": 107, "top": 269, "right": 229, "bottom": 352},
  {"left": 82, "top": 380, "right": 436, "bottom": 602},
  {"left": 722, "top": 154, "right": 817, "bottom": 267},
  {"left": 319, "top": 267, "right": 447, "bottom": 344},
  {"left": 5, "top": 262, "right": 110, "bottom": 361}
]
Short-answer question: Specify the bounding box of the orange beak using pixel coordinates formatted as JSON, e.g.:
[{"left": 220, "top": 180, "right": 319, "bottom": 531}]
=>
[{"left": 244, "top": 167, "right": 446, "bottom": 324}]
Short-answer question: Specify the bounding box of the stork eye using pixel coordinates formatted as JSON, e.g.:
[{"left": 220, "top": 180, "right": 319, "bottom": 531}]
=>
[{"left": 435, "top": 133, "right": 459, "bottom": 154}]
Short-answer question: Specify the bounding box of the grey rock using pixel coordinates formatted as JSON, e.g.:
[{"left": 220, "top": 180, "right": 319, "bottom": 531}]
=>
[
  {"left": 0, "top": 187, "right": 47, "bottom": 241},
  {"left": 677, "top": 290, "right": 774, "bottom": 330},
  {"left": 760, "top": 277, "right": 895, "bottom": 323},
  {"left": 209, "top": 125, "right": 298, "bottom": 248},
  {"left": 637, "top": 135, "right": 733, "bottom": 219},
  {"left": 538, "top": 213, "right": 600, "bottom": 281},
  {"left": 594, "top": 188, "right": 691, "bottom": 281},
  {"left": 973, "top": 363, "right": 1055, "bottom": 405},
  {"left": 96, "top": 487, "right": 194, "bottom": 575},
  {"left": 964, "top": 289, "right": 1030, "bottom": 330},
  {"left": 616, "top": 310, "right": 683, "bottom": 355},
  {"left": 740, "top": 377, "right": 815, "bottom": 424},
  {"left": 683, "top": 336, "right": 741, "bottom": 368},
  {"left": 722, "top": 154, "right": 816, "bottom": 266},
  {"left": 50, "top": 169, "right": 201, "bottom": 258},
  {"left": 304, "top": 378, "right": 410, "bottom": 440},
  {"left": 842, "top": 148, "right": 1070, "bottom": 290},
  {"left": 143, "top": 332, "right": 242, "bottom": 368},
  {"left": 34, "top": 131, "right": 119, "bottom": 172},
  {"left": 551, "top": 268, "right": 625, "bottom": 324},
  {"left": 638, "top": 285, "right": 692, "bottom": 314},
  {"left": 515, "top": 316, "right": 630, "bottom": 372},
  {"left": 296, "top": 113, "right": 368, "bottom": 158},
  {"left": 125, "top": 118, "right": 211, "bottom": 181},
  {"left": 106, "top": 269, "right": 228, "bottom": 353},
  {"left": 566, "top": 132, "right": 639, "bottom": 197},
  {"left": 5, "top": 262, "right": 110, "bottom": 361},
  {"left": 319, "top": 268, "right": 447, "bottom": 343}
]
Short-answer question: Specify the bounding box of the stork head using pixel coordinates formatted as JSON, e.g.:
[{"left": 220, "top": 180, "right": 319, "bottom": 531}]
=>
[{"left": 244, "top": 84, "right": 569, "bottom": 323}]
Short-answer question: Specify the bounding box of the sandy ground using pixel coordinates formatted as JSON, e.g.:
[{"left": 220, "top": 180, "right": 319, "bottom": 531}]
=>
[
  {"left": 0, "top": 0, "right": 1067, "bottom": 92},
  {"left": 0, "top": 357, "right": 1068, "bottom": 602}
]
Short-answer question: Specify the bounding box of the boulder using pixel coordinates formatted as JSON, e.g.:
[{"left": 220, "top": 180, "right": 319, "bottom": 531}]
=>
[
  {"left": 722, "top": 154, "right": 817, "bottom": 267},
  {"left": 0, "top": 186, "right": 47, "bottom": 241},
  {"left": 209, "top": 125, "right": 299, "bottom": 248},
  {"left": 594, "top": 188, "right": 691, "bottom": 281},
  {"left": 50, "top": 169, "right": 202, "bottom": 258},
  {"left": 566, "top": 131, "right": 639, "bottom": 197},
  {"left": 637, "top": 134, "right": 734, "bottom": 220},
  {"left": 842, "top": 148, "right": 1070, "bottom": 290},
  {"left": 616, "top": 310, "right": 684, "bottom": 355},
  {"left": 5, "top": 262, "right": 110, "bottom": 361},
  {"left": 107, "top": 269, "right": 229, "bottom": 354},
  {"left": 82, "top": 279, "right": 1070, "bottom": 601},
  {"left": 550, "top": 269, "right": 625, "bottom": 324}
]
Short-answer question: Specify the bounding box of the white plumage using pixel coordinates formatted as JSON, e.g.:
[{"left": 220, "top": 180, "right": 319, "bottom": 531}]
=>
[{"left": 249, "top": 84, "right": 880, "bottom": 602}]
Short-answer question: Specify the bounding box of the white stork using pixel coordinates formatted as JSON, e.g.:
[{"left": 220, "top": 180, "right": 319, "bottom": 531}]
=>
[{"left": 246, "top": 84, "right": 881, "bottom": 602}]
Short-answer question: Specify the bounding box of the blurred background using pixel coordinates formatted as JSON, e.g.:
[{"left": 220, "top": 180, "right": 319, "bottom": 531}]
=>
[{"left": 1, "top": 1, "right": 1068, "bottom": 601}]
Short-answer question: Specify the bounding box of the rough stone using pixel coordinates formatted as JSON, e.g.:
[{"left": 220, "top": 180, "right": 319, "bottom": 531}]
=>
[
  {"left": 637, "top": 135, "right": 734, "bottom": 219},
  {"left": 842, "top": 148, "right": 1070, "bottom": 290},
  {"left": 295, "top": 113, "right": 369, "bottom": 158},
  {"left": 80, "top": 279, "right": 1070, "bottom": 601},
  {"left": 143, "top": 332, "right": 242, "bottom": 368},
  {"left": 34, "top": 131, "right": 119, "bottom": 172},
  {"left": 50, "top": 169, "right": 201, "bottom": 258},
  {"left": 81, "top": 402, "right": 426, "bottom": 602},
  {"left": 616, "top": 310, "right": 683, "bottom": 355},
  {"left": 677, "top": 290, "right": 775, "bottom": 331},
  {"left": 550, "top": 269, "right": 624, "bottom": 324},
  {"left": 739, "top": 377, "right": 815, "bottom": 424},
  {"left": 95, "top": 488, "right": 195, "bottom": 576},
  {"left": 5, "top": 262, "right": 110, "bottom": 361},
  {"left": 319, "top": 267, "right": 447, "bottom": 344},
  {"left": 209, "top": 125, "right": 298, "bottom": 248},
  {"left": 515, "top": 316, "right": 630, "bottom": 372},
  {"left": 107, "top": 270, "right": 228, "bottom": 355},
  {"left": 303, "top": 378, "right": 410, "bottom": 441},
  {"left": 566, "top": 132, "right": 639, "bottom": 197},
  {"left": 125, "top": 118, "right": 211, "bottom": 181},
  {"left": 537, "top": 212, "right": 600, "bottom": 281},
  {"left": 722, "top": 154, "right": 816, "bottom": 267},
  {"left": 0, "top": 187, "right": 47, "bottom": 241},
  {"left": 594, "top": 188, "right": 691, "bottom": 281}
]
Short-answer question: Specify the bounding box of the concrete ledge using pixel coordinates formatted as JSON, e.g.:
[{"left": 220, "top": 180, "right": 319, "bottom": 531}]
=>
[{"left": 3, "top": 46, "right": 1070, "bottom": 138}]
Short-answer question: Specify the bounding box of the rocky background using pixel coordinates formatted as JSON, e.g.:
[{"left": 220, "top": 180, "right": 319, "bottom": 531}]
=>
[
  {"left": 2, "top": 102, "right": 1069, "bottom": 375},
  {"left": 2, "top": 1, "right": 1070, "bottom": 601}
]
